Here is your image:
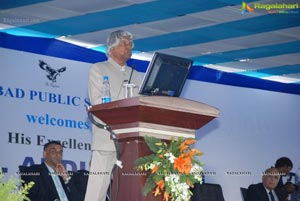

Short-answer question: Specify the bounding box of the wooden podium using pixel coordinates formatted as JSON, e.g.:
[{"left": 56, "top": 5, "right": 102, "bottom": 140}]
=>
[{"left": 87, "top": 96, "right": 219, "bottom": 201}]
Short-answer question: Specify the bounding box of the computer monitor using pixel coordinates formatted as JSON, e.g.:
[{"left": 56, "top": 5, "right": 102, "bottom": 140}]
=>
[{"left": 139, "top": 52, "right": 193, "bottom": 97}]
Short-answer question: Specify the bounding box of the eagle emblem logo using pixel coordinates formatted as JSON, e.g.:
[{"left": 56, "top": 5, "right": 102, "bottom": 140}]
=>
[{"left": 39, "top": 60, "right": 66, "bottom": 82}]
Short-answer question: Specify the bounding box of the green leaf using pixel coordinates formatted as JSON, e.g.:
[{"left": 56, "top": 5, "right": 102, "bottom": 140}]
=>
[
  {"left": 152, "top": 174, "right": 163, "bottom": 183},
  {"left": 142, "top": 174, "right": 156, "bottom": 196},
  {"left": 169, "top": 137, "right": 184, "bottom": 155},
  {"left": 165, "top": 184, "right": 171, "bottom": 194},
  {"left": 179, "top": 174, "right": 187, "bottom": 183},
  {"left": 189, "top": 175, "right": 198, "bottom": 185},
  {"left": 192, "top": 159, "right": 204, "bottom": 167},
  {"left": 144, "top": 136, "right": 163, "bottom": 153},
  {"left": 135, "top": 154, "right": 155, "bottom": 167}
]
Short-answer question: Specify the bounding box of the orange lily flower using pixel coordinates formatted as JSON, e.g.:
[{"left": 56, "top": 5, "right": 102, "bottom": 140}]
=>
[
  {"left": 180, "top": 138, "right": 197, "bottom": 152},
  {"left": 153, "top": 186, "right": 161, "bottom": 196},
  {"left": 152, "top": 165, "right": 159, "bottom": 174},
  {"left": 185, "top": 148, "right": 202, "bottom": 158},
  {"left": 153, "top": 180, "right": 164, "bottom": 197},
  {"left": 180, "top": 142, "right": 188, "bottom": 152},
  {"left": 156, "top": 179, "right": 165, "bottom": 190},
  {"left": 174, "top": 155, "right": 192, "bottom": 174},
  {"left": 184, "top": 138, "right": 196, "bottom": 145},
  {"left": 163, "top": 191, "right": 170, "bottom": 201}
]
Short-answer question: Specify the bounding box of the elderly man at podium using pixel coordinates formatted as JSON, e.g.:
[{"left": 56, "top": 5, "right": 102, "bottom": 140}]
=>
[{"left": 85, "top": 30, "right": 142, "bottom": 201}]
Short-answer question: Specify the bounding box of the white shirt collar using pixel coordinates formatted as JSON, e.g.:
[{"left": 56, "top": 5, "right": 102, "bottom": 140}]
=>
[
  {"left": 108, "top": 57, "right": 127, "bottom": 71},
  {"left": 45, "top": 162, "right": 55, "bottom": 173}
]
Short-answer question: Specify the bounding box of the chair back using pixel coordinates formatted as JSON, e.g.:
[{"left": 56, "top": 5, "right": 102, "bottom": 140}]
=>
[
  {"left": 19, "top": 165, "right": 30, "bottom": 180},
  {"left": 240, "top": 187, "right": 248, "bottom": 201},
  {"left": 18, "top": 165, "right": 40, "bottom": 183},
  {"left": 191, "top": 183, "right": 225, "bottom": 201}
]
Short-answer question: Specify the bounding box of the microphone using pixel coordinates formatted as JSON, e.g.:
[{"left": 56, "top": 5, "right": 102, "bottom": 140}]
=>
[{"left": 128, "top": 64, "right": 135, "bottom": 84}]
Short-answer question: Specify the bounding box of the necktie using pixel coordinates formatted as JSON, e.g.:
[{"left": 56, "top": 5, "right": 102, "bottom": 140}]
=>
[{"left": 269, "top": 191, "right": 275, "bottom": 201}]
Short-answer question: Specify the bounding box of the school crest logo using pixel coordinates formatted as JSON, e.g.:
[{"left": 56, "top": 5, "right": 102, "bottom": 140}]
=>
[{"left": 38, "top": 60, "right": 66, "bottom": 83}]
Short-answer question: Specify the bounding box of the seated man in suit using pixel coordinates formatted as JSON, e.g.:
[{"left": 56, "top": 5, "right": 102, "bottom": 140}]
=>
[
  {"left": 246, "top": 167, "right": 285, "bottom": 201},
  {"left": 20, "top": 141, "right": 80, "bottom": 201}
]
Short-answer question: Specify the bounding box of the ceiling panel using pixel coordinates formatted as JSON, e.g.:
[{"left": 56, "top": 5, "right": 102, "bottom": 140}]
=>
[{"left": 0, "top": 0, "right": 299, "bottom": 94}]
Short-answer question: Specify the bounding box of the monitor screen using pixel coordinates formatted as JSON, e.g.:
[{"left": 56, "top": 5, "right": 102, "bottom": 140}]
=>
[{"left": 139, "top": 52, "right": 193, "bottom": 97}]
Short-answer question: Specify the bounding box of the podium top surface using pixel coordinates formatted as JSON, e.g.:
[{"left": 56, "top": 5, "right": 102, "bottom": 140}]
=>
[
  {"left": 89, "top": 96, "right": 220, "bottom": 117},
  {"left": 88, "top": 96, "right": 219, "bottom": 131}
]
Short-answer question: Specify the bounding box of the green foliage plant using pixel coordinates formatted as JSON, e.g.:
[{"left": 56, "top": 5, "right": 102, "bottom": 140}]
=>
[{"left": 0, "top": 169, "right": 34, "bottom": 201}]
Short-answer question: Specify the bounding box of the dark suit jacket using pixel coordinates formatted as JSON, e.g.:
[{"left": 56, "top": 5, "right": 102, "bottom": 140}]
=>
[
  {"left": 19, "top": 163, "right": 80, "bottom": 201},
  {"left": 246, "top": 183, "right": 285, "bottom": 201}
]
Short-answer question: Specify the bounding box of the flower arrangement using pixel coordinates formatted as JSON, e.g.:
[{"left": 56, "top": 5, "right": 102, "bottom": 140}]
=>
[
  {"left": 135, "top": 135, "right": 204, "bottom": 201},
  {"left": 0, "top": 169, "right": 34, "bottom": 201}
]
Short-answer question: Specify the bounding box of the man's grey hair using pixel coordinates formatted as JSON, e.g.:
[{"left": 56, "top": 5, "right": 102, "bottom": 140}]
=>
[{"left": 106, "top": 30, "right": 133, "bottom": 57}]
